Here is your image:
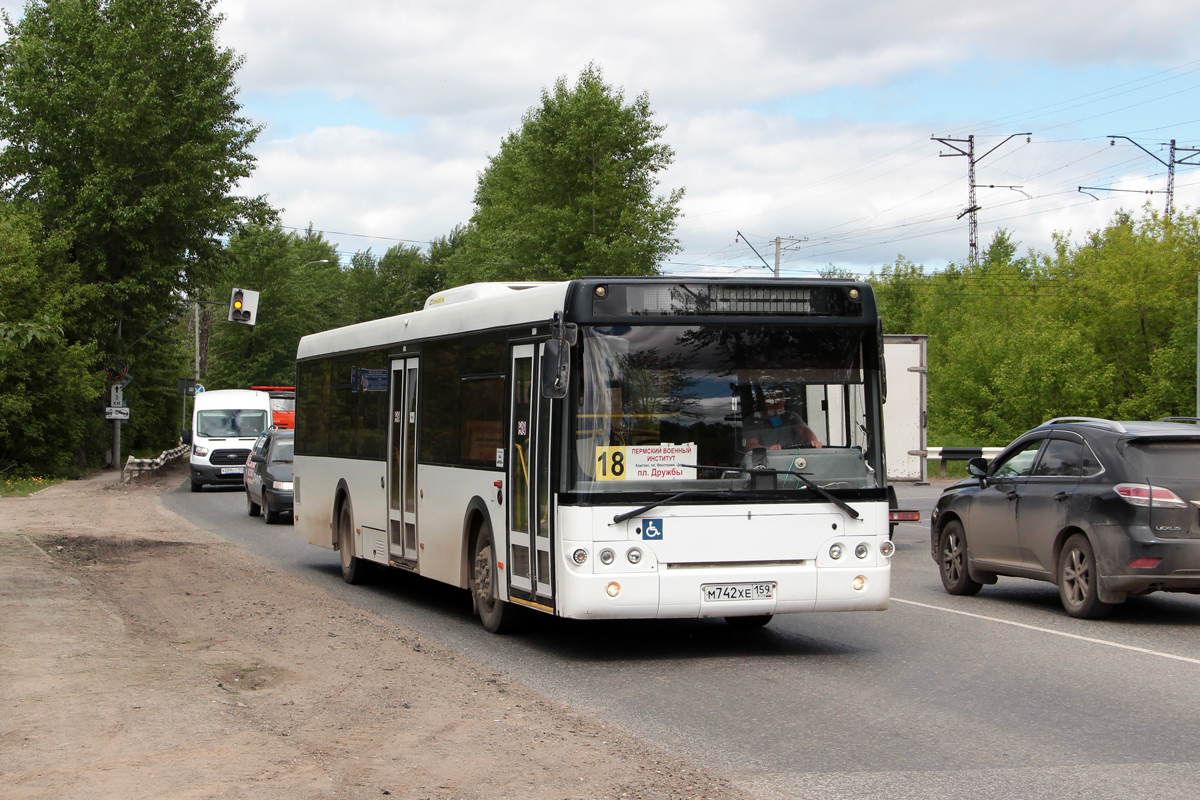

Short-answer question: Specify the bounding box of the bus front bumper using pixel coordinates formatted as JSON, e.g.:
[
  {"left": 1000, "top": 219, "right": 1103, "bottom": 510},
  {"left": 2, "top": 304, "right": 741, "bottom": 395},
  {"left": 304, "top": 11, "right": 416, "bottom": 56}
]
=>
[{"left": 553, "top": 562, "right": 890, "bottom": 620}]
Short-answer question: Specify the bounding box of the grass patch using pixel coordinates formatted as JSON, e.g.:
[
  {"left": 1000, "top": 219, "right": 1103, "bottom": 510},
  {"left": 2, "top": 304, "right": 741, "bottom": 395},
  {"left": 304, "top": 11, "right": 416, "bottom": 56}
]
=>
[{"left": 0, "top": 476, "right": 65, "bottom": 497}]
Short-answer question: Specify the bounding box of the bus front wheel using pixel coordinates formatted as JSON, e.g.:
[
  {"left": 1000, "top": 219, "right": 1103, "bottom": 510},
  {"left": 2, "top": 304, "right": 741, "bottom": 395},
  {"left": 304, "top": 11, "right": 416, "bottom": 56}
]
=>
[
  {"left": 338, "top": 501, "right": 369, "bottom": 585},
  {"left": 472, "top": 527, "right": 519, "bottom": 634}
]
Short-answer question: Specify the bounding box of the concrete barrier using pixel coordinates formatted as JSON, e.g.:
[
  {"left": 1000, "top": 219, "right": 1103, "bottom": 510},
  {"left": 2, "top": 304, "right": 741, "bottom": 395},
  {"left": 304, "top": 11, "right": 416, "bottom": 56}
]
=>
[{"left": 123, "top": 444, "right": 191, "bottom": 483}]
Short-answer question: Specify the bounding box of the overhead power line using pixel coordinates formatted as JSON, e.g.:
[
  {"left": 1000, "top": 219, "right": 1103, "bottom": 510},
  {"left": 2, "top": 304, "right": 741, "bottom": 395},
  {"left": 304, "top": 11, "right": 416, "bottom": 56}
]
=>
[
  {"left": 1100, "top": 136, "right": 1200, "bottom": 219},
  {"left": 930, "top": 133, "right": 1031, "bottom": 264}
]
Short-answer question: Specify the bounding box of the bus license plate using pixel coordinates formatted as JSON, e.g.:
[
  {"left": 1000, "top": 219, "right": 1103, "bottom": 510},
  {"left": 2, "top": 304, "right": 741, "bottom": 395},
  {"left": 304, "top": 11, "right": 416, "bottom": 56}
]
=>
[
  {"left": 702, "top": 582, "right": 776, "bottom": 602},
  {"left": 221, "top": 467, "right": 244, "bottom": 475}
]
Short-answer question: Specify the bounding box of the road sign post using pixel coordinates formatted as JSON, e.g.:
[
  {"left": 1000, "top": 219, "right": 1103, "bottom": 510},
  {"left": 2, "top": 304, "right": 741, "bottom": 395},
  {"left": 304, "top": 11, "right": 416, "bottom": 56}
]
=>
[{"left": 108, "top": 373, "right": 132, "bottom": 470}]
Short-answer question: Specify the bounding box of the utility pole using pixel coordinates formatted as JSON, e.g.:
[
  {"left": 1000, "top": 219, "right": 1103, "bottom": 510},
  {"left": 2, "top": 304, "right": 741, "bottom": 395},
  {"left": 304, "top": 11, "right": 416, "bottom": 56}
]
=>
[
  {"left": 770, "top": 236, "right": 809, "bottom": 277},
  {"left": 1105, "top": 136, "right": 1200, "bottom": 221},
  {"left": 932, "top": 133, "right": 1030, "bottom": 264}
]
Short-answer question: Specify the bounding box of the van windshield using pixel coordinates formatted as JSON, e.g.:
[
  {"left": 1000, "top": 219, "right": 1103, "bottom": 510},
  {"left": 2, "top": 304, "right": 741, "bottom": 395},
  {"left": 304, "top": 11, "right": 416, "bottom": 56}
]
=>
[{"left": 197, "top": 410, "right": 269, "bottom": 438}]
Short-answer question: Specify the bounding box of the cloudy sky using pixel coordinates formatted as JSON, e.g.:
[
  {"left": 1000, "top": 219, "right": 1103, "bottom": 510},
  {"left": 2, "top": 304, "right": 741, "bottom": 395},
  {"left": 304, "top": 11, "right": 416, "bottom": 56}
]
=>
[{"left": 16, "top": 1, "right": 1200, "bottom": 275}]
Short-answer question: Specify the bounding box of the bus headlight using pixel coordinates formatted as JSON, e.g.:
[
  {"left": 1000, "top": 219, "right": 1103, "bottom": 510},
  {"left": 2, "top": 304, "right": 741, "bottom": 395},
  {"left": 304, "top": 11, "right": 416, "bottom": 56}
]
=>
[
  {"left": 853, "top": 575, "right": 867, "bottom": 591},
  {"left": 572, "top": 549, "right": 588, "bottom": 565},
  {"left": 599, "top": 548, "right": 615, "bottom": 565},
  {"left": 855, "top": 543, "right": 870, "bottom": 559},
  {"left": 880, "top": 540, "right": 895, "bottom": 558},
  {"left": 627, "top": 548, "right": 642, "bottom": 564},
  {"left": 829, "top": 543, "right": 843, "bottom": 560}
]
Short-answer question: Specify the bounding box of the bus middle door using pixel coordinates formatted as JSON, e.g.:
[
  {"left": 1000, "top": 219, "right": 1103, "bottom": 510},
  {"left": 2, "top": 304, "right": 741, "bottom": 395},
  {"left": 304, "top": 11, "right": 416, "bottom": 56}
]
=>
[{"left": 387, "top": 357, "right": 420, "bottom": 568}]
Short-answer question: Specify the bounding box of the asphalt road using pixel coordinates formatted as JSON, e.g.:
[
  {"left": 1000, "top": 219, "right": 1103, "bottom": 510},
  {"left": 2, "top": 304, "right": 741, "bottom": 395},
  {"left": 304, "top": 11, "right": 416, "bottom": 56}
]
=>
[{"left": 164, "top": 482, "right": 1200, "bottom": 800}]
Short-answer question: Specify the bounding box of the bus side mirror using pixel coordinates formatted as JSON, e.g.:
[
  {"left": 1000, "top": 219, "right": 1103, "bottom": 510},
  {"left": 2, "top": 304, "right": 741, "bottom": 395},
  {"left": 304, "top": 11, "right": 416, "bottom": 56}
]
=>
[
  {"left": 541, "top": 316, "right": 576, "bottom": 399},
  {"left": 181, "top": 429, "right": 192, "bottom": 445},
  {"left": 541, "top": 339, "right": 569, "bottom": 398}
]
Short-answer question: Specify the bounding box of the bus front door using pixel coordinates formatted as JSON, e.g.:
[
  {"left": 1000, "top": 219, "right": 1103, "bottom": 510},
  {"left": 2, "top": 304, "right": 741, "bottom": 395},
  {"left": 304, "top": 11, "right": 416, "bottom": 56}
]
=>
[
  {"left": 508, "top": 344, "right": 553, "bottom": 605},
  {"left": 387, "top": 357, "right": 420, "bottom": 567}
]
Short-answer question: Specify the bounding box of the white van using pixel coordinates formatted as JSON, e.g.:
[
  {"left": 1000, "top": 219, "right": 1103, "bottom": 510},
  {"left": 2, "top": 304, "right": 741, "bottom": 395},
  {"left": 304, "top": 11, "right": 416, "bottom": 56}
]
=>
[{"left": 185, "top": 389, "right": 273, "bottom": 492}]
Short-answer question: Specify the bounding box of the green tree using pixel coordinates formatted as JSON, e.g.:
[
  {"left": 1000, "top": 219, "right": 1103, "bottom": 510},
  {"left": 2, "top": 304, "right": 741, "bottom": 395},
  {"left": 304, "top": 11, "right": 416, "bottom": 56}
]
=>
[
  {"left": 869, "top": 213, "right": 1199, "bottom": 447},
  {"left": 458, "top": 63, "right": 684, "bottom": 281},
  {"left": 205, "top": 225, "right": 340, "bottom": 389},
  {"left": 0, "top": 0, "right": 263, "bottom": 460},
  {"left": 0, "top": 206, "right": 104, "bottom": 474}
]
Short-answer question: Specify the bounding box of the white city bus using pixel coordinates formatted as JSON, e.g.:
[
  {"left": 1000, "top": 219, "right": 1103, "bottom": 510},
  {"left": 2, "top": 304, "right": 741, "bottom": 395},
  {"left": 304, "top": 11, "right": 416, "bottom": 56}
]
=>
[{"left": 293, "top": 278, "right": 896, "bottom": 632}]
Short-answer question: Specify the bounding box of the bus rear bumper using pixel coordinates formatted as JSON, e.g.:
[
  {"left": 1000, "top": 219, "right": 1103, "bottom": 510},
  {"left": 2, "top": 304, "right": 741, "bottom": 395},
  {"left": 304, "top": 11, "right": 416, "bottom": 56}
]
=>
[{"left": 554, "top": 562, "right": 890, "bottom": 620}]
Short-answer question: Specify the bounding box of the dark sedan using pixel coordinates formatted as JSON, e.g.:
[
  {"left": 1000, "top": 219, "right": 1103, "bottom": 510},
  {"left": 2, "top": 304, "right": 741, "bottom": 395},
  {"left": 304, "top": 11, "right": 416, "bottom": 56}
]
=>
[
  {"left": 245, "top": 429, "right": 293, "bottom": 524},
  {"left": 930, "top": 417, "right": 1200, "bottom": 618}
]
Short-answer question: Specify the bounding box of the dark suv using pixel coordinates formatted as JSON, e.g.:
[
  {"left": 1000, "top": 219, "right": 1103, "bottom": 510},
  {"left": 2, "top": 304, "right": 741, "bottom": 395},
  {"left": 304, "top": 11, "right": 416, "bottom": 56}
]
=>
[{"left": 930, "top": 417, "right": 1200, "bottom": 618}]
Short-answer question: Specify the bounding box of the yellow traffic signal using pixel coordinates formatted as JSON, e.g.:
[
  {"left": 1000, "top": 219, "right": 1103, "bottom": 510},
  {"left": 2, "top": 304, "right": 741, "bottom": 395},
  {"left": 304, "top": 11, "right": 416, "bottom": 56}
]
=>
[{"left": 228, "top": 287, "right": 259, "bottom": 325}]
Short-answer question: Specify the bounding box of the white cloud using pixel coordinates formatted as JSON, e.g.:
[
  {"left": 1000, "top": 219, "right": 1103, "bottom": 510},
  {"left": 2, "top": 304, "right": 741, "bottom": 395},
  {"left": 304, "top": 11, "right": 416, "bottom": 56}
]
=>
[
  {"left": 219, "top": 0, "right": 1199, "bottom": 113},
  {"left": 217, "top": 0, "right": 1200, "bottom": 269}
]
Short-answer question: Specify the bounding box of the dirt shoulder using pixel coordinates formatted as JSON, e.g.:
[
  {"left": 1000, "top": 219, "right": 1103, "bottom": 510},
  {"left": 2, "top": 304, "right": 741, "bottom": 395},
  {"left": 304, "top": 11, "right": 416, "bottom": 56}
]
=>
[{"left": 0, "top": 466, "right": 747, "bottom": 800}]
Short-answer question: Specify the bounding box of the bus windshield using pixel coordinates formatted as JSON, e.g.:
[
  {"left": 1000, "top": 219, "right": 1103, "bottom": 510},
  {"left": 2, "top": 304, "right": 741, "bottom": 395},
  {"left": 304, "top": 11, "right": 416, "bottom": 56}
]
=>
[{"left": 569, "top": 324, "right": 882, "bottom": 496}]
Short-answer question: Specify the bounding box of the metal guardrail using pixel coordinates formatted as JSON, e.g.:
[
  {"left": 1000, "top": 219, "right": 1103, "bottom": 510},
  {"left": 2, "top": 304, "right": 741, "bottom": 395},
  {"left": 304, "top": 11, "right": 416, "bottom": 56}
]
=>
[
  {"left": 907, "top": 446, "right": 1005, "bottom": 478},
  {"left": 123, "top": 444, "right": 190, "bottom": 483}
]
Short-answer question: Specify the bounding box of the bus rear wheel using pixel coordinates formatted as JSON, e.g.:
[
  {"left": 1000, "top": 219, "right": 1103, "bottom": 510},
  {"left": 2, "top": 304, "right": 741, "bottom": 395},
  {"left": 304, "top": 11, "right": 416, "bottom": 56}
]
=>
[
  {"left": 338, "top": 501, "right": 369, "bottom": 585},
  {"left": 472, "top": 527, "right": 520, "bottom": 634}
]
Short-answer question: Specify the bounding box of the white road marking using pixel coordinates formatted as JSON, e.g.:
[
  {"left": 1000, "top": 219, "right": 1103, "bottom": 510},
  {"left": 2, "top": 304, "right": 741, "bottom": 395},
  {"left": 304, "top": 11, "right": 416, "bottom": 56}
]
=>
[{"left": 892, "top": 597, "right": 1200, "bottom": 666}]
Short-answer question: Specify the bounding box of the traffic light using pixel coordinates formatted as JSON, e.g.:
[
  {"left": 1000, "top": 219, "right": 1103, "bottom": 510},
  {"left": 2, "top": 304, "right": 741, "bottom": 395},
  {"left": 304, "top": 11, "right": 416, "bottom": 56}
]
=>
[{"left": 228, "top": 287, "right": 260, "bottom": 325}]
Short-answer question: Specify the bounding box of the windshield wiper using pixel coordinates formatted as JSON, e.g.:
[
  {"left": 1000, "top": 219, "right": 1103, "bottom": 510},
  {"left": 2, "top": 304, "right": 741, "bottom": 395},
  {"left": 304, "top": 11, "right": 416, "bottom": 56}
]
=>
[
  {"left": 654, "top": 462, "right": 862, "bottom": 521},
  {"left": 610, "top": 491, "right": 729, "bottom": 525}
]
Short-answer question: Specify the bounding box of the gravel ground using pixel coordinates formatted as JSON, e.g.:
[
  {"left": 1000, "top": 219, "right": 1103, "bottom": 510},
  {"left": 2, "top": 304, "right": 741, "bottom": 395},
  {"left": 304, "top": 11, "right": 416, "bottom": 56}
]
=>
[{"left": 0, "top": 465, "right": 751, "bottom": 800}]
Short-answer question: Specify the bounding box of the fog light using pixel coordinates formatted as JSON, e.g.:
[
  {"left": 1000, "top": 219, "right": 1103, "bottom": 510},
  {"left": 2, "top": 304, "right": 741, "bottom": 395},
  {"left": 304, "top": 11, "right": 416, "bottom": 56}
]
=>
[
  {"left": 855, "top": 543, "right": 870, "bottom": 559},
  {"left": 572, "top": 548, "right": 588, "bottom": 565},
  {"left": 627, "top": 547, "right": 642, "bottom": 564},
  {"left": 880, "top": 540, "right": 895, "bottom": 558},
  {"left": 829, "top": 543, "right": 843, "bottom": 560},
  {"left": 599, "top": 548, "right": 615, "bottom": 565},
  {"left": 606, "top": 581, "right": 621, "bottom": 597},
  {"left": 852, "top": 575, "right": 867, "bottom": 591},
  {"left": 849, "top": 288, "right": 860, "bottom": 300}
]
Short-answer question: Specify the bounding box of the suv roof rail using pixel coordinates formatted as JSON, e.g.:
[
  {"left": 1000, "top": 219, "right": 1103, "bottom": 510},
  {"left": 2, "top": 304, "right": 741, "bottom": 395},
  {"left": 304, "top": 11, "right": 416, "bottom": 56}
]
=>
[
  {"left": 1042, "top": 416, "right": 1128, "bottom": 434},
  {"left": 1158, "top": 416, "right": 1200, "bottom": 424}
]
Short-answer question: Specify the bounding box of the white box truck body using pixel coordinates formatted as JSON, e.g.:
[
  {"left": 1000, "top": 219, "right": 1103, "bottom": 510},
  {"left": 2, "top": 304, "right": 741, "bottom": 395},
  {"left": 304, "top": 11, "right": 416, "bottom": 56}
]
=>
[{"left": 882, "top": 335, "right": 927, "bottom": 482}]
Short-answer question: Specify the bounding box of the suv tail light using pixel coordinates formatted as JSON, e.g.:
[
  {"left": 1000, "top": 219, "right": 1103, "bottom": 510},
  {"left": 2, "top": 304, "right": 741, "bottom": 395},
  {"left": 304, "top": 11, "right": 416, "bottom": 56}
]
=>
[{"left": 1114, "top": 483, "right": 1189, "bottom": 508}]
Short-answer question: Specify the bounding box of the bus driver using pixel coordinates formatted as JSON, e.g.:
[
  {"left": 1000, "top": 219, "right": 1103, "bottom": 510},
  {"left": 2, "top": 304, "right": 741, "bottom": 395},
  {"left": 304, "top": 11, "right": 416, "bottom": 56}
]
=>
[{"left": 743, "top": 389, "right": 823, "bottom": 450}]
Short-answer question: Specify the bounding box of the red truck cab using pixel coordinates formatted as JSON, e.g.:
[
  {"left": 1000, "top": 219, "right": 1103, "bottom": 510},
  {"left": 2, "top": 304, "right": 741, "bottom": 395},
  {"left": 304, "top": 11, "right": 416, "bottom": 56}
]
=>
[{"left": 252, "top": 386, "right": 295, "bottom": 430}]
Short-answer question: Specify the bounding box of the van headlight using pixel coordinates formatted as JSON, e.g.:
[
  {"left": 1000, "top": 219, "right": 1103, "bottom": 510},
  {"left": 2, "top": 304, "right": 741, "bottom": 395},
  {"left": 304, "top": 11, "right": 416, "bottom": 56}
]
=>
[{"left": 192, "top": 445, "right": 209, "bottom": 457}]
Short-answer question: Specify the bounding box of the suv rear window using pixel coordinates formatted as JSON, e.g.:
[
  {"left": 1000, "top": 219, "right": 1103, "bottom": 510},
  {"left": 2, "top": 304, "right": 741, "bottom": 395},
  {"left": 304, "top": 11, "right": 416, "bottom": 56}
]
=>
[{"left": 1123, "top": 440, "right": 1200, "bottom": 480}]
